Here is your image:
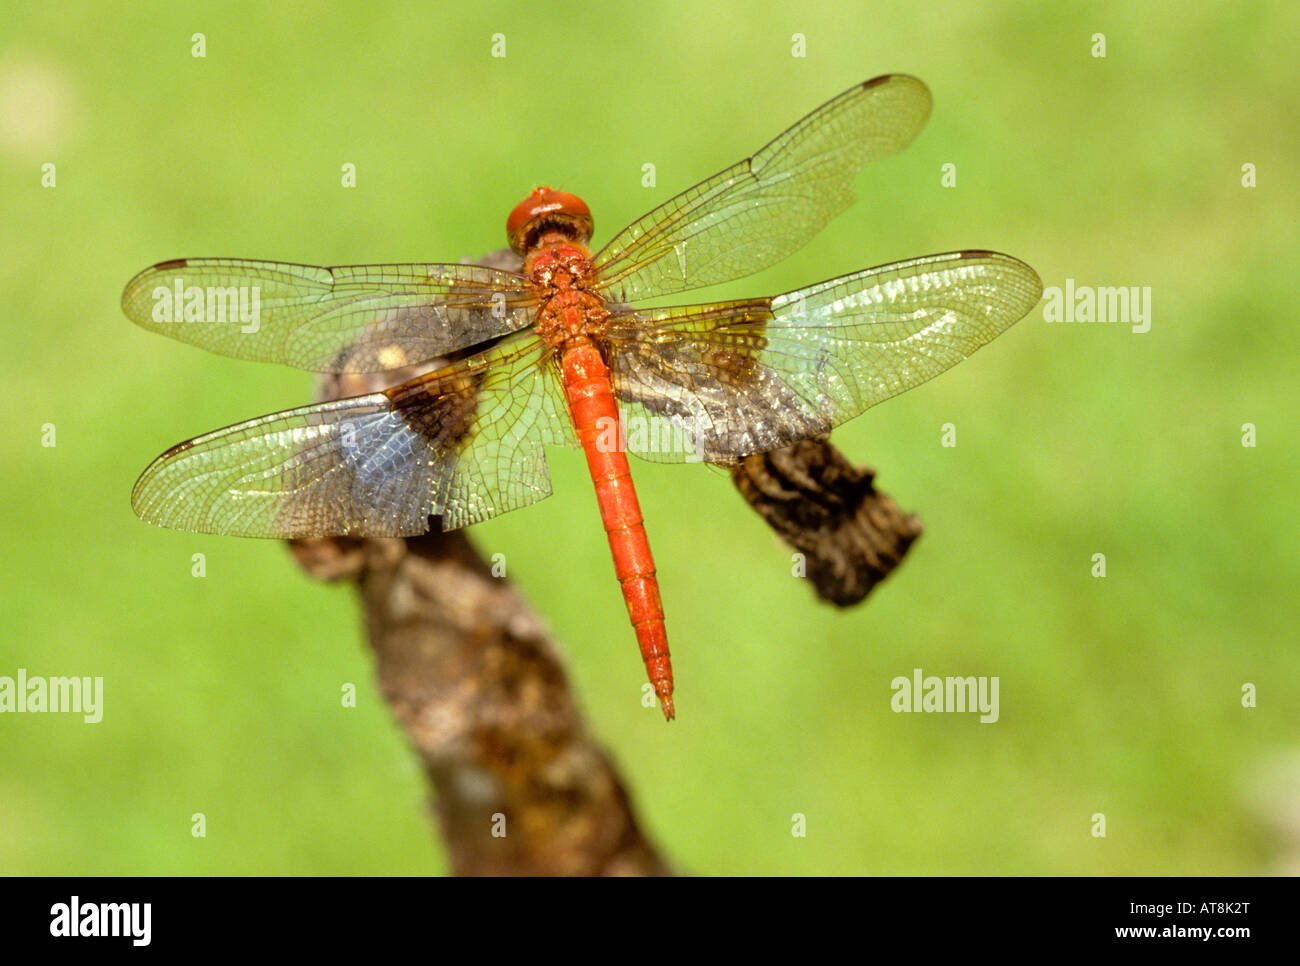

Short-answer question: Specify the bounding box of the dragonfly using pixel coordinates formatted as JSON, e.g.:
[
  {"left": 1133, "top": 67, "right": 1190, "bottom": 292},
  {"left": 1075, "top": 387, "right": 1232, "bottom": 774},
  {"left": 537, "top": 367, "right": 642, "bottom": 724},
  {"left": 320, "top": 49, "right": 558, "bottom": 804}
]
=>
[{"left": 123, "top": 74, "right": 1042, "bottom": 721}]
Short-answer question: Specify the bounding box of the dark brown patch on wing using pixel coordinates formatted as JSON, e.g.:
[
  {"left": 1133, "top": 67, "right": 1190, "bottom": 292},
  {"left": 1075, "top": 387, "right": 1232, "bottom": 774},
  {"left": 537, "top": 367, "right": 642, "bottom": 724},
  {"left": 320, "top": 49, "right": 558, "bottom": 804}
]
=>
[
  {"left": 700, "top": 305, "right": 770, "bottom": 389},
  {"left": 386, "top": 369, "right": 482, "bottom": 454},
  {"left": 703, "top": 345, "right": 760, "bottom": 384}
]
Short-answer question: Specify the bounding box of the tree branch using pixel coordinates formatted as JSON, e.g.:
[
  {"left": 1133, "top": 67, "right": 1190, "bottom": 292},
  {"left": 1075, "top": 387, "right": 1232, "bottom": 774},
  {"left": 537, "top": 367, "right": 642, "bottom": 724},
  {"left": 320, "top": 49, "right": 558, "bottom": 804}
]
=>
[
  {"left": 729, "top": 439, "right": 922, "bottom": 606},
  {"left": 289, "top": 530, "right": 670, "bottom": 875}
]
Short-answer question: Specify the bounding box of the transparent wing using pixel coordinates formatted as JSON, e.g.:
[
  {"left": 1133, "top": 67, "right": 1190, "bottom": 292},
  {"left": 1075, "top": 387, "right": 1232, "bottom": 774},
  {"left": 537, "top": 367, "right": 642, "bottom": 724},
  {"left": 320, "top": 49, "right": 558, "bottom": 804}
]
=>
[
  {"left": 591, "top": 75, "right": 932, "bottom": 302},
  {"left": 602, "top": 251, "right": 1042, "bottom": 462},
  {"left": 131, "top": 334, "right": 576, "bottom": 537},
  {"left": 122, "top": 258, "right": 538, "bottom": 372}
]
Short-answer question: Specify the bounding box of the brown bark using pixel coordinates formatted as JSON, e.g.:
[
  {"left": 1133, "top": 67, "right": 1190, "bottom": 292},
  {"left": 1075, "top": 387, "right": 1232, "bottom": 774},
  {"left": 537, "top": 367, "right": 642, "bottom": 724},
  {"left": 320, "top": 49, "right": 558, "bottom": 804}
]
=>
[
  {"left": 729, "top": 439, "right": 922, "bottom": 606},
  {"left": 289, "top": 530, "right": 670, "bottom": 876}
]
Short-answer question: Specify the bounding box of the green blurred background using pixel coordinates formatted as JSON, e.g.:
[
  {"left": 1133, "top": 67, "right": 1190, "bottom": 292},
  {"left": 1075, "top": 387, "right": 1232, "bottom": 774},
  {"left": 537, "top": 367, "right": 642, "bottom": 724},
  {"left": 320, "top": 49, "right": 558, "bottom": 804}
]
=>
[{"left": 2, "top": 0, "right": 1297, "bottom": 875}]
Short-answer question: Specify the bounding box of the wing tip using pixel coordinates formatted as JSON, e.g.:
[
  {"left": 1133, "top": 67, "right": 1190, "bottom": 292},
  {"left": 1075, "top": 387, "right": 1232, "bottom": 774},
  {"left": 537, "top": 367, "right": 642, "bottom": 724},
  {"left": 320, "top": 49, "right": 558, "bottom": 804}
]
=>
[
  {"left": 129, "top": 457, "right": 171, "bottom": 527},
  {"left": 953, "top": 249, "right": 1044, "bottom": 297},
  {"left": 862, "top": 73, "right": 932, "bottom": 107},
  {"left": 863, "top": 73, "right": 923, "bottom": 90},
  {"left": 121, "top": 258, "right": 190, "bottom": 318}
]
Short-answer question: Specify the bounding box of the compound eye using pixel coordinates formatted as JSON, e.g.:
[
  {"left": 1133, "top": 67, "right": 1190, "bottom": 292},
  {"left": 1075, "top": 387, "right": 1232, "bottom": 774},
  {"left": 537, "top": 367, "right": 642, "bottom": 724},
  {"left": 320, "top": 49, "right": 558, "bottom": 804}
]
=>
[{"left": 507, "top": 187, "right": 593, "bottom": 254}]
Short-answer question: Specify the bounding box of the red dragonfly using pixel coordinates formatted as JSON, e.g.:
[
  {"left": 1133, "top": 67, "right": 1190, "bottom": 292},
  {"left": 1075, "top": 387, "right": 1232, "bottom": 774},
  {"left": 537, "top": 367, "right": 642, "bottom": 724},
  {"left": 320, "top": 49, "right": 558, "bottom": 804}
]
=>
[{"left": 123, "top": 75, "right": 1041, "bottom": 720}]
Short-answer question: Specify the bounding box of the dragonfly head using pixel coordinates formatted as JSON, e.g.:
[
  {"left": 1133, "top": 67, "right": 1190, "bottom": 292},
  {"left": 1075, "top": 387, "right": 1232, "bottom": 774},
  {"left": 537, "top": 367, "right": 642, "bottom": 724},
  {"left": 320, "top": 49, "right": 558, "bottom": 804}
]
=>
[{"left": 507, "top": 187, "right": 593, "bottom": 255}]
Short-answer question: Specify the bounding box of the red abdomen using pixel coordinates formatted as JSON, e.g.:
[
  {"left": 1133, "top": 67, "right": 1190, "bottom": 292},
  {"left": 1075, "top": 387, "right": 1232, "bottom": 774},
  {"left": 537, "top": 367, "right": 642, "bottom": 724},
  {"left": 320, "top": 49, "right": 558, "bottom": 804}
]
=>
[{"left": 560, "top": 340, "right": 675, "bottom": 720}]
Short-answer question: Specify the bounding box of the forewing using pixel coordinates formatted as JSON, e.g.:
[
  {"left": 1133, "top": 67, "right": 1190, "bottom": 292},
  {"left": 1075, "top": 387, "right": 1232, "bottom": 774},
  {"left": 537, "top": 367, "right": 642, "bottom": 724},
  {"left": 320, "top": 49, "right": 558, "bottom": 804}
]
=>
[
  {"left": 122, "top": 258, "right": 538, "bottom": 372},
  {"left": 603, "top": 251, "right": 1042, "bottom": 462},
  {"left": 591, "top": 75, "right": 932, "bottom": 302},
  {"left": 131, "top": 334, "right": 576, "bottom": 537}
]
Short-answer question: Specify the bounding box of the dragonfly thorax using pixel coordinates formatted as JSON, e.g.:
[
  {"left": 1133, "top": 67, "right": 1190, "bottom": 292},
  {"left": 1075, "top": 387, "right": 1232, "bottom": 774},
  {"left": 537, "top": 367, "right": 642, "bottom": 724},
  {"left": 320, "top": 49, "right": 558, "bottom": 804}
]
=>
[
  {"left": 533, "top": 278, "right": 608, "bottom": 348},
  {"left": 526, "top": 243, "right": 607, "bottom": 347},
  {"left": 524, "top": 243, "right": 592, "bottom": 286}
]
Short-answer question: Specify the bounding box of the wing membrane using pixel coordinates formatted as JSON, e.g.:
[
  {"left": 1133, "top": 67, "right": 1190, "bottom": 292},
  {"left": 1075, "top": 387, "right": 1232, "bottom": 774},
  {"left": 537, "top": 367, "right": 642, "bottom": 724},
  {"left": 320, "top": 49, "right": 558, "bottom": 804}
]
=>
[
  {"left": 122, "top": 258, "right": 538, "bottom": 372},
  {"left": 591, "top": 75, "right": 932, "bottom": 302},
  {"left": 131, "top": 334, "right": 575, "bottom": 537},
  {"left": 603, "top": 251, "right": 1042, "bottom": 462}
]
